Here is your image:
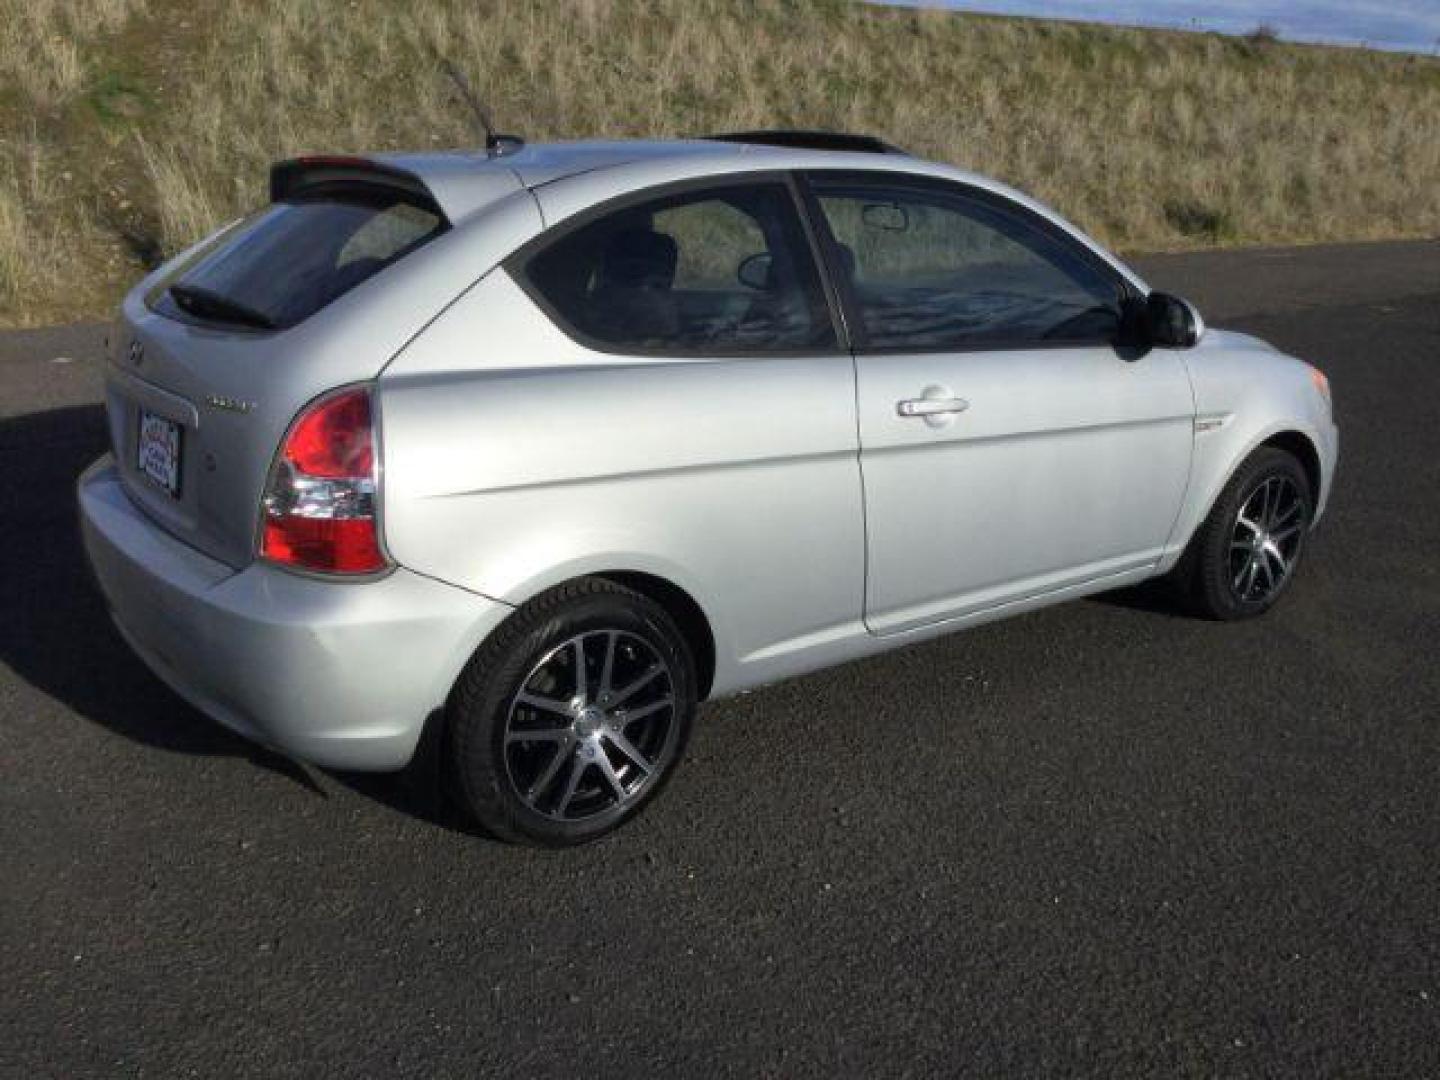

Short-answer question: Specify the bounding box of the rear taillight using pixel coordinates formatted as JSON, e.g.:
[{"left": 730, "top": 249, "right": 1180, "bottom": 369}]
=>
[{"left": 260, "top": 386, "right": 388, "bottom": 575}]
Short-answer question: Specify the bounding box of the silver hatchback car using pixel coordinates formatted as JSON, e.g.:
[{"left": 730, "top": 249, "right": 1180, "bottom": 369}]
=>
[{"left": 80, "top": 131, "right": 1338, "bottom": 844}]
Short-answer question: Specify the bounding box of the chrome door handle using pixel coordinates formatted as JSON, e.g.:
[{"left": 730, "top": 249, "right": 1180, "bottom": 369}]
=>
[{"left": 897, "top": 397, "right": 969, "bottom": 418}]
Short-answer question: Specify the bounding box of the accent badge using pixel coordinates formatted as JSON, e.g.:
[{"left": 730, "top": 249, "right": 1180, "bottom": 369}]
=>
[{"left": 205, "top": 394, "right": 256, "bottom": 415}]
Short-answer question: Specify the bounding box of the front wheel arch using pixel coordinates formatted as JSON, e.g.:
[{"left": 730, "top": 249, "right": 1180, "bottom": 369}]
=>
[
  {"left": 1172, "top": 426, "right": 1323, "bottom": 563},
  {"left": 1258, "top": 430, "right": 1322, "bottom": 513},
  {"left": 1169, "top": 442, "right": 1315, "bottom": 619}
]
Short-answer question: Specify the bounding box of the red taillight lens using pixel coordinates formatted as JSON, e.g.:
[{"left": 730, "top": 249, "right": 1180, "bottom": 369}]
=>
[
  {"left": 260, "top": 386, "right": 387, "bottom": 575},
  {"left": 283, "top": 389, "right": 374, "bottom": 478}
]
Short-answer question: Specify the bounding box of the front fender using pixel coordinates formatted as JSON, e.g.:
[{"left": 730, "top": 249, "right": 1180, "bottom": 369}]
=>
[{"left": 1160, "top": 333, "right": 1338, "bottom": 571}]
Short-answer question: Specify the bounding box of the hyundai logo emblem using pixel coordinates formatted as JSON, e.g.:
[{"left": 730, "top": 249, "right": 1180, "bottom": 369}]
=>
[{"left": 127, "top": 340, "right": 144, "bottom": 366}]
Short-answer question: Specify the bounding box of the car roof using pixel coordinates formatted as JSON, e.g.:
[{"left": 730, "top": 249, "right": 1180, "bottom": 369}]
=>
[
  {"left": 366, "top": 137, "right": 998, "bottom": 219},
  {"left": 364, "top": 137, "right": 1148, "bottom": 293},
  {"left": 370, "top": 136, "right": 977, "bottom": 206}
]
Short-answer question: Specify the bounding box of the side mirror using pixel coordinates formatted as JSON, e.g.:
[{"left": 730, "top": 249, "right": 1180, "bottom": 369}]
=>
[
  {"left": 736, "top": 252, "right": 772, "bottom": 291},
  {"left": 1144, "top": 291, "right": 1205, "bottom": 348}
]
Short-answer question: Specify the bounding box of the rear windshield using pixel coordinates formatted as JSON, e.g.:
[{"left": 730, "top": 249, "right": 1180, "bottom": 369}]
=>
[{"left": 147, "top": 187, "right": 447, "bottom": 330}]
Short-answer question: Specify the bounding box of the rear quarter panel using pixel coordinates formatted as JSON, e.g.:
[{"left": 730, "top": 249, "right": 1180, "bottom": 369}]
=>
[
  {"left": 111, "top": 185, "right": 543, "bottom": 569},
  {"left": 377, "top": 269, "right": 866, "bottom": 697}
]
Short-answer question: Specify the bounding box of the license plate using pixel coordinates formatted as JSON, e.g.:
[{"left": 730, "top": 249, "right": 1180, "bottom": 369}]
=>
[{"left": 137, "top": 410, "right": 182, "bottom": 497}]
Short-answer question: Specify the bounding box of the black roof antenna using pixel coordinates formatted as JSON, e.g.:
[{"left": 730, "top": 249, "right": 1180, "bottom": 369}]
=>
[{"left": 433, "top": 51, "right": 523, "bottom": 157}]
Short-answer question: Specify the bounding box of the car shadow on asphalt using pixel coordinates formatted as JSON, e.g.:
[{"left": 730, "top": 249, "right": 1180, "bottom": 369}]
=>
[
  {"left": 3, "top": 402, "right": 1186, "bottom": 843},
  {"left": 1087, "top": 578, "right": 1192, "bottom": 619},
  {"left": 1, "top": 403, "right": 472, "bottom": 832}
]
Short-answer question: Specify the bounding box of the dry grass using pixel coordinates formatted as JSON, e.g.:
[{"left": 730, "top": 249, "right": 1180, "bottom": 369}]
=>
[
  {"left": 0, "top": 0, "right": 149, "bottom": 320},
  {"left": 0, "top": 0, "right": 145, "bottom": 107},
  {"left": 0, "top": 129, "right": 103, "bottom": 318},
  {"left": 3, "top": 0, "right": 1440, "bottom": 325}
]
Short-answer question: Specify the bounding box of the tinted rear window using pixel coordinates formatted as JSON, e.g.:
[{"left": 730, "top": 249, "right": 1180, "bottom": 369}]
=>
[
  {"left": 516, "top": 182, "right": 836, "bottom": 354},
  {"left": 148, "top": 188, "right": 446, "bottom": 330}
]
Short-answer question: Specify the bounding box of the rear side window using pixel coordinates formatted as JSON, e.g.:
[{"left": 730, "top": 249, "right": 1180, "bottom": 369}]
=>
[
  {"left": 516, "top": 182, "right": 836, "bottom": 354},
  {"left": 810, "top": 177, "right": 1125, "bottom": 350},
  {"left": 149, "top": 188, "right": 446, "bottom": 330}
]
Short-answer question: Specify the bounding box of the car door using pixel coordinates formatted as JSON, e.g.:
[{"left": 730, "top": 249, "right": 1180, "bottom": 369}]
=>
[{"left": 802, "top": 171, "right": 1194, "bottom": 635}]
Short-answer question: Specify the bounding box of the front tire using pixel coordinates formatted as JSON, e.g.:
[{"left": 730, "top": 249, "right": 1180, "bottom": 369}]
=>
[
  {"left": 1172, "top": 446, "right": 1314, "bottom": 620},
  {"left": 447, "top": 578, "right": 696, "bottom": 846}
]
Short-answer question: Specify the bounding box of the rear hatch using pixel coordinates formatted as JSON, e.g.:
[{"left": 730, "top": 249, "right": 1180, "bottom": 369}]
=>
[{"left": 104, "top": 158, "right": 460, "bottom": 568}]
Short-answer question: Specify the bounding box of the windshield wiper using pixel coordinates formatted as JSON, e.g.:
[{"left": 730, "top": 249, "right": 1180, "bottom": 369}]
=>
[{"left": 168, "top": 284, "right": 278, "bottom": 330}]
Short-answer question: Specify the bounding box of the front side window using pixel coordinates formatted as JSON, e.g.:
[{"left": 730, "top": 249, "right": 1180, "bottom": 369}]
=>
[
  {"left": 809, "top": 177, "right": 1125, "bottom": 350},
  {"left": 519, "top": 181, "right": 835, "bottom": 353}
]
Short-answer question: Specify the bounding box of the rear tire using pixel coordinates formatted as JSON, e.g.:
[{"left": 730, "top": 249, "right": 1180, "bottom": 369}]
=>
[
  {"left": 447, "top": 578, "right": 695, "bottom": 846},
  {"left": 1171, "top": 446, "right": 1313, "bottom": 620}
]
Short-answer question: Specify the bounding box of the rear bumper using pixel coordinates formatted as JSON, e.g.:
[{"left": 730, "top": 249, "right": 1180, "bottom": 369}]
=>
[{"left": 78, "top": 455, "right": 512, "bottom": 771}]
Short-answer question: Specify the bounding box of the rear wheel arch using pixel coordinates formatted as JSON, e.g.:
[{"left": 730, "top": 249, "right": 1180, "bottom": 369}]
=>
[
  {"left": 590, "top": 571, "right": 717, "bottom": 701},
  {"left": 488, "top": 564, "right": 720, "bottom": 702},
  {"left": 444, "top": 575, "right": 698, "bottom": 844}
]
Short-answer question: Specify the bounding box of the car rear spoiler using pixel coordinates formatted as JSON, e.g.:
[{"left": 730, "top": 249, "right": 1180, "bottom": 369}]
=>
[{"left": 269, "top": 156, "right": 445, "bottom": 216}]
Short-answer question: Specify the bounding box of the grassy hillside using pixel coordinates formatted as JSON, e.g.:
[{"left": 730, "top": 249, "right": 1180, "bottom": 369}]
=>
[{"left": 4, "top": 0, "right": 1440, "bottom": 325}]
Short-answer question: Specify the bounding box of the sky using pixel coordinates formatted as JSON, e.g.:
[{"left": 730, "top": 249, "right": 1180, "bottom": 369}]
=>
[{"left": 886, "top": 1, "right": 1440, "bottom": 53}]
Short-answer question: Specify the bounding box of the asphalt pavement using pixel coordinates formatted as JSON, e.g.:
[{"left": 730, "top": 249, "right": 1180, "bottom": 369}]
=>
[{"left": 2, "top": 240, "right": 1438, "bottom": 1077}]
